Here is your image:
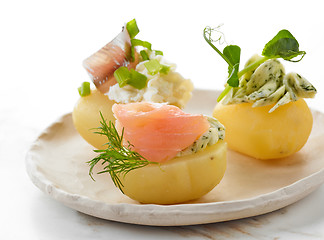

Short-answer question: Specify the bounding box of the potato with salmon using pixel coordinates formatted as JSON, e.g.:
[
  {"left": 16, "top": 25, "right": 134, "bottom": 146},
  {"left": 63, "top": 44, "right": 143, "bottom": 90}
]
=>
[
  {"left": 73, "top": 19, "right": 226, "bottom": 204},
  {"left": 88, "top": 102, "right": 227, "bottom": 204},
  {"left": 120, "top": 140, "right": 226, "bottom": 204}
]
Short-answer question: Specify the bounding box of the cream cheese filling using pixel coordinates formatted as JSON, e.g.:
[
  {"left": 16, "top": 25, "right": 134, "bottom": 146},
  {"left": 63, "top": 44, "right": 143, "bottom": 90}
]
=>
[{"left": 107, "top": 51, "right": 193, "bottom": 109}]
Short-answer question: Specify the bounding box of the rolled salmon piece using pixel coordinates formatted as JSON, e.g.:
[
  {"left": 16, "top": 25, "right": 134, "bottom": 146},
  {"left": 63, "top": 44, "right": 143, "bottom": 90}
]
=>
[
  {"left": 112, "top": 102, "right": 210, "bottom": 163},
  {"left": 83, "top": 26, "right": 139, "bottom": 93}
]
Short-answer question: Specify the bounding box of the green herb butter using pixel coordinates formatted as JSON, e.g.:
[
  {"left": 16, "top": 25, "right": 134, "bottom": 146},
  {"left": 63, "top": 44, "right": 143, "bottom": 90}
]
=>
[
  {"left": 178, "top": 117, "right": 225, "bottom": 156},
  {"left": 222, "top": 56, "right": 317, "bottom": 112}
]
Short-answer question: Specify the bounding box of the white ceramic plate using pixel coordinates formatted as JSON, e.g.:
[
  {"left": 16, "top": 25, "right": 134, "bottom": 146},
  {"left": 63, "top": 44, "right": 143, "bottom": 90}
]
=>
[{"left": 26, "top": 89, "right": 324, "bottom": 226}]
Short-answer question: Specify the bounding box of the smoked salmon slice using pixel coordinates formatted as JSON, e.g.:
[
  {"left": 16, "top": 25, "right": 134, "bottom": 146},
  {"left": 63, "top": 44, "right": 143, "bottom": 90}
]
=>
[
  {"left": 83, "top": 27, "right": 139, "bottom": 94},
  {"left": 112, "top": 102, "right": 210, "bottom": 162}
]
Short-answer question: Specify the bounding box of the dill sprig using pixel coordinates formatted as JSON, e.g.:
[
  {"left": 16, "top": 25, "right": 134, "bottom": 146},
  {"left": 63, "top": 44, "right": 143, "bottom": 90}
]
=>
[{"left": 87, "top": 112, "right": 157, "bottom": 193}]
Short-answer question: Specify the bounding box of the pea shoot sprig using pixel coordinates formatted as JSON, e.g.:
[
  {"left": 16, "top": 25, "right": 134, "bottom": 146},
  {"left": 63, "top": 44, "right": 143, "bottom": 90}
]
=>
[
  {"left": 203, "top": 26, "right": 306, "bottom": 101},
  {"left": 87, "top": 112, "right": 157, "bottom": 193}
]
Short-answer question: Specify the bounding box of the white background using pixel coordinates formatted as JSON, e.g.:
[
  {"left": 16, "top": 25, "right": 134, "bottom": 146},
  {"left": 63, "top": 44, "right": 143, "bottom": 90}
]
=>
[{"left": 1, "top": 0, "right": 324, "bottom": 239}]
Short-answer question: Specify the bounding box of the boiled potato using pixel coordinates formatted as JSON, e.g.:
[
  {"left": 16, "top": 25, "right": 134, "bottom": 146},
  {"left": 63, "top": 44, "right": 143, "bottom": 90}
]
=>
[
  {"left": 213, "top": 99, "right": 312, "bottom": 159},
  {"left": 119, "top": 140, "right": 227, "bottom": 204},
  {"left": 72, "top": 89, "right": 115, "bottom": 149}
]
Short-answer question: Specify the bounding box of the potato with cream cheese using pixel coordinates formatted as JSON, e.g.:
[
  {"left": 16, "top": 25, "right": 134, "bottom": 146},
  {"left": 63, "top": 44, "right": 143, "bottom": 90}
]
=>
[
  {"left": 73, "top": 89, "right": 115, "bottom": 149},
  {"left": 73, "top": 19, "right": 193, "bottom": 149}
]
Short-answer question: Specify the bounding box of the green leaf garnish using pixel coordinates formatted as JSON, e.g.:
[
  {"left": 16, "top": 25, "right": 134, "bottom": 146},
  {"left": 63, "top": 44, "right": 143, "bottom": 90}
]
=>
[
  {"left": 203, "top": 26, "right": 232, "bottom": 66},
  {"left": 204, "top": 26, "right": 306, "bottom": 101},
  {"left": 88, "top": 112, "right": 157, "bottom": 193},
  {"left": 126, "top": 19, "right": 139, "bottom": 39},
  {"left": 114, "top": 66, "right": 147, "bottom": 89},
  {"left": 203, "top": 27, "right": 241, "bottom": 101},
  {"left": 262, "top": 29, "right": 306, "bottom": 61},
  {"left": 78, "top": 81, "right": 91, "bottom": 97},
  {"left": 223, "top": 45, "right": 241, "bottom": 87},
  {"left": 226, "top": 63, "right": 240, "bottom": 87}
]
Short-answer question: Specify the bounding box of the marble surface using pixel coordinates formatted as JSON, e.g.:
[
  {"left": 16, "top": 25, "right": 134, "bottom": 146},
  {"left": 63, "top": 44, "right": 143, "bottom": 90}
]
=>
[{"left": 1, "top": 0, "right": 324, "bottom": 239}]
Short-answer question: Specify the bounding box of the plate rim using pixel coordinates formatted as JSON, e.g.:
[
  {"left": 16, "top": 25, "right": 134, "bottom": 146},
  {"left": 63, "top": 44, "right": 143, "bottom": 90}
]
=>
[
  {"left": 25, "top": 89, "right": 324, "bottom": 226},
  {"left": 26, "top": 143, "right": 324, "bottom": 225}
]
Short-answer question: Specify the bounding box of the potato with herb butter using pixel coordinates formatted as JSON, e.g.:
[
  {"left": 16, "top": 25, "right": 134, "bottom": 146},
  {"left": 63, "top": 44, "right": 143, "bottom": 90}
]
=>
[
  {"left": 214, "top": 57, "right": 316, "bottom": 159},
  {"left": 214, "top": 98, "right": 312, "bottom": 159},
  {"left": 204, "top": 27, "right": 317, "bottom": 159}
]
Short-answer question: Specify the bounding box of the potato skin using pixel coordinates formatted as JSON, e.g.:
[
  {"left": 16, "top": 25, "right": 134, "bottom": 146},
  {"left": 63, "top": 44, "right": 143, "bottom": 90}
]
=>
[
  {"left": 213, "top": 99, "right": 313, "bottom": 159},
  {"left": 119, "top": 141, "right": 227, "bottom": 204},
  {"left": 72, "top": 89, "right": 116, "bottom": 149}
]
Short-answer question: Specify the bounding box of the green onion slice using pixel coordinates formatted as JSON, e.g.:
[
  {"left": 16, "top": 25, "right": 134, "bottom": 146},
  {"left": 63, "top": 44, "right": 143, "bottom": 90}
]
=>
[
  {"left": 114, "top": 67, "right": 148, "bottom": 89},
  {"left": 130, "top": 45, "right": 136, "bottom": 62},
  {"left": 144, "top": 59, "right": 162, "bottom": 75},
  {"left": 78, "top": 81, "right": 91, "bottom": 97},
  {"left": 114, "top": 67, "right": 131, "bottom": 87},
  {"left": 154, "top": 50, "right": 163, "bottom": 56},
  {"left": 128, "top": 69, "right": 147, "bottom": 89},
  {"left": 131, "top": 39, "right": 152, "bottom": 50},
  {"left": 126, "top": 19, "right": 139, "bottom": 39},
  {"left": 140, "top": 50, "right": 149, "bottom": 61},
  {"left": 160, "top": 64, "right": 171, "bottom": 75}
]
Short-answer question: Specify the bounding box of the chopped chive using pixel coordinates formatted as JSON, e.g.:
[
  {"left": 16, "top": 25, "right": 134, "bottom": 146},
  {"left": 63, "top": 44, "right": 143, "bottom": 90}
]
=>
[
  {"left": 140, "top": 50, "right": 149, "bottom": 61},
  {"left": 160, "top": 64, "right": 171, "bottom": 74},
  {"left": 130, "top": 45, "right": 135, "bottom": 62},
  {"left": 114, "top": 67, "right": 148, "bottom": 89},
  {"left": 78, "top": 81, "right": 91, "bottom": 97},
  {"left": 114, "top": 67, "right": 131, "bottom": 87},
  {"left": 144, "top": 59, "right": 162, "bottom": 75},
  {"left": 128, "top": 69, "right": 147, "bottom": 89},
  {"left": 126, "top": 19, "right": 139, "bottom": 39},
  {"left": 154, "top": 50, "right": 163, "bottom": 56},
  {"left": 131, "top": 39, "right": 152, "bottom": 50}
]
